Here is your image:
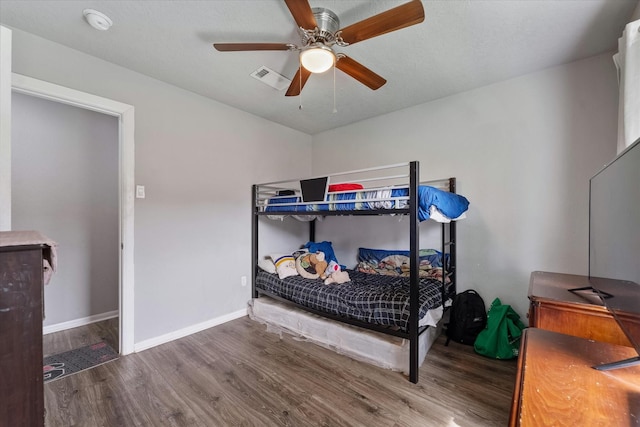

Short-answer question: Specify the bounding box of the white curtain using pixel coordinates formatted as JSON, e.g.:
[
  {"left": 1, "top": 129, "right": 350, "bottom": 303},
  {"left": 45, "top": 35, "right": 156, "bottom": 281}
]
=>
[{"left": 613, "top": 18, "right": 640, "bottom": 154}]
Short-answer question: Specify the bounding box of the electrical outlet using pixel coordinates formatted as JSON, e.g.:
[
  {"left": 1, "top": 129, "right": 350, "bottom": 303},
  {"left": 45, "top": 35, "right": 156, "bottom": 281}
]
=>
[{"left": 241, "top": 276, "right": 247, "bottom": 287}]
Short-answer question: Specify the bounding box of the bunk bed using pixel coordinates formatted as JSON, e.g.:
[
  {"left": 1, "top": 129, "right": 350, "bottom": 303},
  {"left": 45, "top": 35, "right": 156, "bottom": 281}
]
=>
[{"left": 251, "top": 161, "right": 468, "bottom": 383}]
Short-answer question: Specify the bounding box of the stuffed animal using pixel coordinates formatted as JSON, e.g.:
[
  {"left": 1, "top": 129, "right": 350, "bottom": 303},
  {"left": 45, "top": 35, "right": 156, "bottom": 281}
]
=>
[
  {"left": 324, "top": 270, "right": 350, "bottom": 285},
  {"left": 325, "top": 260, "right": 341, "bottom": 277},
  {"left": 296, "top": 251, "right": 329, "bottom": 279},
  {"left": 310, "top": 252, "right": 329, "bottom": 279}
]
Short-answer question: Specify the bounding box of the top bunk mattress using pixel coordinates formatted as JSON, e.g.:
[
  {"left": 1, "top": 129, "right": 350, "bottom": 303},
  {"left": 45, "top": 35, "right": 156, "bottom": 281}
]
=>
[
  {"left": 263, "top": 185, "right": 469, "bottom": 222},
  {"left": 254, "top": 162, "right": 469, "bottom": 222}
]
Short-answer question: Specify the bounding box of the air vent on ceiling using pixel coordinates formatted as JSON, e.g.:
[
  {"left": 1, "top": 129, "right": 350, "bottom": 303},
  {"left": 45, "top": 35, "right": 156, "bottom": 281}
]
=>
[{"left": 250, "top": 66, "right": 291, "bottom": 91}]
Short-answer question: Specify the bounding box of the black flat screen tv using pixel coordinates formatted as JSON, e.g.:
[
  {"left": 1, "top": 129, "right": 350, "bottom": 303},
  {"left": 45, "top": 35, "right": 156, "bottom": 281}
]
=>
[
  {"left": 300, "top": 177, "right": 328, "bottom": 203},
  {"left": 589, "top": 137, "right": 640, "bottom": 370}
]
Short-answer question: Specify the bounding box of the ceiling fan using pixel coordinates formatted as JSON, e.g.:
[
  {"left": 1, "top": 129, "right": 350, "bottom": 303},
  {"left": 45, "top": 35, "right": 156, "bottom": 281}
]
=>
[{"left": 213, "top": 0, "right": 425, "bottom": 96}]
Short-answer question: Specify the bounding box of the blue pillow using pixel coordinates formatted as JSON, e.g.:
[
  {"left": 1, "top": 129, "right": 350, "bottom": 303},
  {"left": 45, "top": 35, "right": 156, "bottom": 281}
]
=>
[
  {"left": 417, "top": 186, "right": 469, "bottom": 221},
  {"left": 357, "top": 247, "right": 448, "bottom": 269},
  {"left": 304, "top": 241, "right": 340, "bottom": 267}
]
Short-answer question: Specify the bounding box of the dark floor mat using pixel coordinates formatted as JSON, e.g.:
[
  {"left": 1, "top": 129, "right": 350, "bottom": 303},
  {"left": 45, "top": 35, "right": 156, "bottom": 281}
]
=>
[{"left": 43, "top": 341, "right": 118, "bottom": 383}]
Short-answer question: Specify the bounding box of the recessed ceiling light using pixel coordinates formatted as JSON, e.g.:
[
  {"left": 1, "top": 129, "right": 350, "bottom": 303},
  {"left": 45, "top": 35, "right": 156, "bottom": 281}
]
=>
[{"left": 83, "top": 9, "right": 112, "bottom": 31}]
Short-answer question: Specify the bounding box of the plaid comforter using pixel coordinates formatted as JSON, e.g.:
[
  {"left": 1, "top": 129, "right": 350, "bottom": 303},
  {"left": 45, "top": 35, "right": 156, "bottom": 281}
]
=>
[{"left": 255, "top": 270, "right": 454, "bottom": 332}]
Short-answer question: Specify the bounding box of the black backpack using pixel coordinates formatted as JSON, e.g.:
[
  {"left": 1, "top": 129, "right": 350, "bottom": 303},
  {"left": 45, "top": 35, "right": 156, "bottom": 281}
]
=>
[{"left": 445, "top": 290, "right": 487, "bottom": 346}]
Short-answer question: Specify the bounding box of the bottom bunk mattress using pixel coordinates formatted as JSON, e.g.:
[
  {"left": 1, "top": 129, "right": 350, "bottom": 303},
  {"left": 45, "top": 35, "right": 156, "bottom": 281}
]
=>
[
  {"left": 249, "top": 296, "right": 444, "bottom": 374},
  {"left": 255, "top": 269, "right": 454, "bottom": 332}
]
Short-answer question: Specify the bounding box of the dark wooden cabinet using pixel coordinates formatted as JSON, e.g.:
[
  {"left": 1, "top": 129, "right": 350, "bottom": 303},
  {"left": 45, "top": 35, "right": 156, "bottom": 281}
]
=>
[
  {"left": 509, "top": 328, "right": 640, "bottom": 426},
  {"left": 528, "top": 271, "right": 638, "bottom": 347},
  {"left": 0, "top": 241, "right": 47, "bottom": 427}
]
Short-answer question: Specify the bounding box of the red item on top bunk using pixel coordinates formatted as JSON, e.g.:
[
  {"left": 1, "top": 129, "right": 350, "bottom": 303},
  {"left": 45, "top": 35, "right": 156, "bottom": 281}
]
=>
[{"left": 328, "top": 183, "right": 364, "bottom": 192}]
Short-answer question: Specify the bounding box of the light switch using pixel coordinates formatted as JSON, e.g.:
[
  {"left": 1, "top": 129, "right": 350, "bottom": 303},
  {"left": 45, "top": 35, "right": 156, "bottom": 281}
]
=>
[{"left": 136, "top": 185, "right": 145, "bottom": 199}]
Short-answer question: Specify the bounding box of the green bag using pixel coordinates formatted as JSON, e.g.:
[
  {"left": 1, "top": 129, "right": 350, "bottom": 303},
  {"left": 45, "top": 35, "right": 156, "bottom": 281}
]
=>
[{"left": 474, "top": 298, "right": 526, "bottom": 359}]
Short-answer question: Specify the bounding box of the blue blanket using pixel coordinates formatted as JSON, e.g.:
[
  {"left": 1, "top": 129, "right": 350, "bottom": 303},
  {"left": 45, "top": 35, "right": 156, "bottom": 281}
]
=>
[
  {"left": 265, "top": 185, "right": 470, "bottom": 222},
  {"left": 417, "top": 186, "right": 469, "bottom": 221}
]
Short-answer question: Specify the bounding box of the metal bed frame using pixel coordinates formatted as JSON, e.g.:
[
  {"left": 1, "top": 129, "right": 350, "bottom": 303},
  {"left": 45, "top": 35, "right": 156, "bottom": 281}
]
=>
[{"left": 251, "top": 161, "right": 457, "bottom": 383}]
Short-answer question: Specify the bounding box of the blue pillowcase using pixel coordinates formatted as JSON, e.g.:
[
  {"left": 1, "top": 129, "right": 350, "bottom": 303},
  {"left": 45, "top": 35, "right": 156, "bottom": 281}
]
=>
[
  {"left": 417, "top": 186, "right": 469, "bottom": 221},
  {"left": 358, "top": 247, "right": 448, "bottom": 269},
  {"left": 304, "top": 241, "right": 343, "bottom": 268}
]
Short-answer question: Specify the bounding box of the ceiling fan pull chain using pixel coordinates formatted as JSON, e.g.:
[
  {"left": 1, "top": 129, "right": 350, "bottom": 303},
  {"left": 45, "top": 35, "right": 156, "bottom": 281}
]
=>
[
  {"left": 299, "top": 55, "right": 304, "bottom": 110},
  {"left": 333, "top": 62, "right": 337, "bottom": 114}
]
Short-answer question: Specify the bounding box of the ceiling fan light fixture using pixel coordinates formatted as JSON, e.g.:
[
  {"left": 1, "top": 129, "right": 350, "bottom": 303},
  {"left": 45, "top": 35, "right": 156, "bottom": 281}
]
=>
[{"left": 300, "top": 45, "right": 335, "bottom": 74}]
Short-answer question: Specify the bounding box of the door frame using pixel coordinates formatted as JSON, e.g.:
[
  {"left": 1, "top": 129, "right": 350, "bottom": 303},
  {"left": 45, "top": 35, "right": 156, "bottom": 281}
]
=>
[
  {"left": 0, "top": 26, "right": 11, "bottom": 231},
  {"left": 11, "top": 73, "right": 135, "bottom": 355}
]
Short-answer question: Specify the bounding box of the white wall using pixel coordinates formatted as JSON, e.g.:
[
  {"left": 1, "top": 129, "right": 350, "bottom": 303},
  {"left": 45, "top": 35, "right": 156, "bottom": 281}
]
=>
[
  {"left": 632, "top": 1, "right": 640, "bottom": 21},
  {"left": 0, "top": 26, "right": 11, "bottom": 231},
  {"left": 311, "top": 53, "right": 619, "bottom": 319},
  {"left": 12, "top": 92, "right": 119, "bottom": 326},
  {"left": 10, "top": 28, "right": 312, "bottom": 343}
]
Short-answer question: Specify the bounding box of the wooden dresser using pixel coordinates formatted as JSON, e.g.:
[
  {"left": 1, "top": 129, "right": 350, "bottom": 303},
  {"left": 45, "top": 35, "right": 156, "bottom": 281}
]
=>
[
  {"left": 0, "top": 232, "right": 56, "bottom": 427},
  {"left": 509, "top": 328, "right": 640, "bottom": 426},
  {"left": 528, "top": 271, "right": 639, "bottom": 347}
]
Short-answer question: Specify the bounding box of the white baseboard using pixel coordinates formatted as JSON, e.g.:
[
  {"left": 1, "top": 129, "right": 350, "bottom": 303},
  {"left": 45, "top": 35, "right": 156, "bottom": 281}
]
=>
[
  {"left": 43, "top": 310, "right": 119, "bottom": 335},
  {"left": 134, "top": 308, "right": 247, "bottom": 353}
]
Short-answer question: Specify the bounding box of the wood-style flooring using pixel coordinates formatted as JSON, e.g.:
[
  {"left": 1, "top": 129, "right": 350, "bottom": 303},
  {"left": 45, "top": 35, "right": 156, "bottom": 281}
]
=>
[
  {"left": 43, "top": 317, "right": 119, "bottom": 358},
  {"left": 44, "top": 316, "right": 517, "bottom": 426}
]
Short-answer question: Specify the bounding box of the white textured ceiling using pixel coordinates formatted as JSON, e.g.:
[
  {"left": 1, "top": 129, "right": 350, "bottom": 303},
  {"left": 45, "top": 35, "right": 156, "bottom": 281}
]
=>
[{"left": 1, "top": 0, "right": 637, "bottom": 134}]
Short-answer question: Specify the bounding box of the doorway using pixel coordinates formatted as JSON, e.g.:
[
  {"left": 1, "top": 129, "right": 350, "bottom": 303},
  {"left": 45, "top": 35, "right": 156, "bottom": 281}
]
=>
[
  {"left": 12, "top": 91, "right": 120, "bottom": 357},
  {"left": 9, "top": 73, "right": 135, "bottom": 355}
]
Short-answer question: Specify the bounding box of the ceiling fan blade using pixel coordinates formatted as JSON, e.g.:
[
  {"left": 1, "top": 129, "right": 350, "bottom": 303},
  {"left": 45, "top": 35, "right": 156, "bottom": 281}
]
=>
[
  {"left": 213, "top": 43, "right": 291, "bottom": 52},
  {"left": 338, "top": 0, "right": 425, "bottom": 45},
  {"left": 285, "top": 66, "right": 312, "bottom": 96},
  {"left": 335, "top": 56, "right": 386, "bottom": 90},
  {"left": 284, "top": 0, "right": 317, "bottom": 30}
]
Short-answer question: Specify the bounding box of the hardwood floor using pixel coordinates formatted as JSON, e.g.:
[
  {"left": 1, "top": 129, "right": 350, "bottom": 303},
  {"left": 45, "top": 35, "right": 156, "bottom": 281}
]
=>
[
  {"left": 43, "top": 317, "right": 119, "bottom": 357},
  {"left": 44, "top": 316, "right": 517, "bottom": 426}
]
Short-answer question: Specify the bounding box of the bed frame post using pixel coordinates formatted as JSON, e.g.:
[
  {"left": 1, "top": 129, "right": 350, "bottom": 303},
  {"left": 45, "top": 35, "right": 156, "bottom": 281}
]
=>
[
  {"left": 449, "top": 178, "right": 457, "bottom": 287},
  {"left": 442, "top": 222, "right": 446, "bottom": 298},
  {"left": 309, "top": 219, "right": 316, "bottom": 242},
  {"left": 409, "top": 161, "right": 420, "bottom": 383},
  {"left": 251, "top": 184, "right": 259, "bottom": 299}
]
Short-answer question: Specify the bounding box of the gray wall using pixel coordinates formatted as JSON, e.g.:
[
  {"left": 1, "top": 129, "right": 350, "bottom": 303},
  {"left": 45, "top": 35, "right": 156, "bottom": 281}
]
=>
[
  {"left": 311, "top": 53, "right": 619, "bottom": 320},
  {"left": 10, "top": 28, "right": 312, "bottom": 344},
  {"left": 10, "top": 26, "right": 620, "bottom": 341},
  {"left": 12, "top": 92, "right": 119, "bottom": 326}
]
